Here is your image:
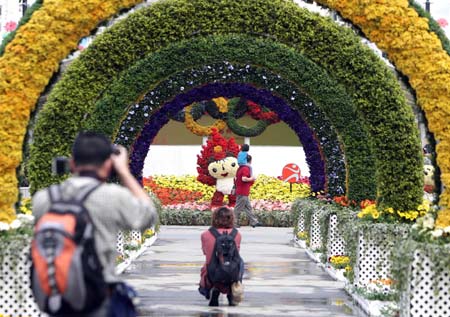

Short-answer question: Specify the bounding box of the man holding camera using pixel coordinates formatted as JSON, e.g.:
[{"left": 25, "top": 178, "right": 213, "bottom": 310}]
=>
[{"left": 32, "top": 131, "right": 158, "bottom": 316}]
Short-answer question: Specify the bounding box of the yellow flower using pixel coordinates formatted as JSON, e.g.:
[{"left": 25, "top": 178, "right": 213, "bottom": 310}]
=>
[
  {"left": 316, "top": 0, "right": 450, "bottom": 226},
  {"left": 0, "top": 0, "right": 143, "bottom": 221}
]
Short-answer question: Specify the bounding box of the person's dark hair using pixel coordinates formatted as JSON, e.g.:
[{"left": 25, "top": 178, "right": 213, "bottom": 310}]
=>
[
  {"left": 72, "top": 131, "right": 114, "bottom": 167},
  {"left": 212, "top": 207, "right": 235, "bottom": 229},
  {"left": 241, "top": 144, "right": 249, "bottom": 152},
  {"left": 247, "top": 154, "right": 252, "bottom": 163}
]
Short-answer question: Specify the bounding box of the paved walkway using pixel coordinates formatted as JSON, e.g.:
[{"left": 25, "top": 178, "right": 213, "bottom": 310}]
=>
[{"left": 123, "top": 226, "right": 364, "bottom": 316}]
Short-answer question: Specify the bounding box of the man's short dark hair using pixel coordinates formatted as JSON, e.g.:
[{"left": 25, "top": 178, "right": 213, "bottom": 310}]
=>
[
  {"left": 247, "top": 154, "right": 252, "bottom": 163},
  {"left": 241, "top": 144, "right": 249, "bottom": 152},
  {"left": 72, "top": 131, "right": 114, "bottom": 166}
]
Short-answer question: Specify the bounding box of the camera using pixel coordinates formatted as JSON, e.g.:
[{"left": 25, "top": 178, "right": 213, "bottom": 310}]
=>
[
  {"left": 52, "top": 157, "right": 70, "bottom": 176},
  {"left": 51, "top": 145, "right": 120, "bottom": 177}
]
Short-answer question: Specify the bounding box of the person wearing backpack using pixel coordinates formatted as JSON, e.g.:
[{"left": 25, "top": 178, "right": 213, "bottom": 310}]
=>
[
  {"left": 31, "top": 131, "right": 158, "bottom": 317},
  {"left": 198, "top": 207, "right": 244, "bottom": 307}
]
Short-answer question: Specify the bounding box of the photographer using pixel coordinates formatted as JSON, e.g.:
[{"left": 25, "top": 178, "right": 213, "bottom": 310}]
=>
[{"left": 31, "top": 131, "right": 158, "bottom": 317}]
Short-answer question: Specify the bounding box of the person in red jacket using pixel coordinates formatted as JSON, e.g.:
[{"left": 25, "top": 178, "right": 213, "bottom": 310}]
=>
[
  {"left": 199, "top": 207, "right": 243, "bottom": 306},
  {"left": 234, "top": 155, "right": 261, "bottom": 227}
]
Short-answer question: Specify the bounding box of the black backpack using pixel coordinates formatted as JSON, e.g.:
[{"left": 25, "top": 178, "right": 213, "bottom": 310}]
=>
[
  {"left": 31, "top": 182, "right": 107, "bottom": 315},
  {"left": 207, "top": 227, "right": 243, "bottom": 284}
]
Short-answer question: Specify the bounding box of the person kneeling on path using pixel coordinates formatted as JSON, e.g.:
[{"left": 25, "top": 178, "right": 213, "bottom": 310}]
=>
[
  {"left": 199, "top": 207, "right": 244, "bottom": 306},
  {"left": 31, "top": 131, "right": 158, "bottom": 317}
]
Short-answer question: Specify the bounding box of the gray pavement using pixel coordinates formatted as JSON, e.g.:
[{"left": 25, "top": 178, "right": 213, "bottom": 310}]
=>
[{"left": 123, "top": 226, "right": 364, "bottom": 317}]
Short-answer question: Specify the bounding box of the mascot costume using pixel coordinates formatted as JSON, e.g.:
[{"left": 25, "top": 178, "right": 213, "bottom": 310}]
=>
[{"left": 197, "top": 128, "right": 240, "bottom": 207}]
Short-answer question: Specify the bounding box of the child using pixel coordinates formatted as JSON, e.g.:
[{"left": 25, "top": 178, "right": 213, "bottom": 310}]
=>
[
  {"left": 237, "top": 144, "right": 249, "bottom": 166},
  {"left": 237, "top": 144, "right": 253, "bottom": 177}
]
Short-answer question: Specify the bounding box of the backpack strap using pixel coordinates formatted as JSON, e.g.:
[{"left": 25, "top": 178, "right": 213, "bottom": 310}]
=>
[
  {"left": 73, "top": 181, "right": 101, "bottom": 204},
  {"left": 47, "top": 184, "right": 62, "bottom": 203},
  {"left": 208, "top": 227, "right": 221, "bottom": 239},
  {"left": 229, "top": 228, "right": 238, "bottom": 239}
]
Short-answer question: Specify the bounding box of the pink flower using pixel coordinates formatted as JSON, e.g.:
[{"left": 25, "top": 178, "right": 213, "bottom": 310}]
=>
[
  {"left": 438, "top": 18, "right": 448, "bottom": 28},
  {"left": 4, "top": 21, "right": 17, "bottom": 32}
]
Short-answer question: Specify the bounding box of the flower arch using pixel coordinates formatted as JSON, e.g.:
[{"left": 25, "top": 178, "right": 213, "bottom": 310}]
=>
[
  {"left": 2, "top": 0, "right": 447, "bottom": 222},
  {"left": 27, "top": 0, "right": 421, "bottom": 212},
  {"left": 81, "top": 35, "right": 373, "bottom": 200}
]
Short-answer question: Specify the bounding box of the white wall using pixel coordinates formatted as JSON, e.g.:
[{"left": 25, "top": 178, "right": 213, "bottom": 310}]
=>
[{"left": 143, "top": 145, "right": 309, "bottom": 177}]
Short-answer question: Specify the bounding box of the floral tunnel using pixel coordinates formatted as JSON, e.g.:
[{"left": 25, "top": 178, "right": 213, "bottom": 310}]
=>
[
  {"left": 26, "top": 0, "right": 421, "bottom": 216},
  {"left": 124, "top": 82, "right": 326, "bottom": 194},
  {"left": 82, "top": 36, "right": 377, "bottom": 202}
]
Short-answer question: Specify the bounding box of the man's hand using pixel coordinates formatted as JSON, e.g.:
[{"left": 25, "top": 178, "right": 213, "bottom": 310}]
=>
[
  {"left": 111, "top": 145, "right": 131, "bottom": 177},
  {"left": 111, "top": 145, "right": 151, "bottom": 202}
]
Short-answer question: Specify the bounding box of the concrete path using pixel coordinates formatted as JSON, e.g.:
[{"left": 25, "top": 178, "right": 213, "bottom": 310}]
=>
[{"left": 123, "top": 226, "right": 364, "bottom": 316}]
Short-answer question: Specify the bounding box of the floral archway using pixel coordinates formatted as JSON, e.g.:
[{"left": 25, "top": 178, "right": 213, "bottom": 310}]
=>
[{"left": 0, "top": 0, "right": 448, "bottom": 226}]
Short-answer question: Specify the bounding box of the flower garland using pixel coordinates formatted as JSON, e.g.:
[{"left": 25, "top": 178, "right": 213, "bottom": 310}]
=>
[
  {"left": 226, "top": 98, "right": 270, "bottom": 137},
  {"left": 184, "top": 104, "right": 226, "bottom": 136},
  {"left": 246, "top": 100, "right": 280, "bottom": 124},
  {"left": 0, "top": 0, "right": 142, "bottom": 221},
  {"left": 315, "top": 0, "right": 450, "bottom": 225}
]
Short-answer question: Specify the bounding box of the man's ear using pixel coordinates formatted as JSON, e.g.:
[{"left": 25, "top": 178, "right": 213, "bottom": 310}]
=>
[{"left": 69, "top": 159, "right": 76, "bottom": 173}]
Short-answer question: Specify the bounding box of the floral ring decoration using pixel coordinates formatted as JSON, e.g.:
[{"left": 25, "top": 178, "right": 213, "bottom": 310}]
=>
[
  {"left": 184, "top": 100, "right": 227, "bottom": 136},
  {"left": 226, "top": 98, "right": 270, "bottom": 137},
  {"left": 206, "top": 97, "right": 246, "bottom": 119},
  {"left": 170, "top": 102, "right": 204, "bottom": 122},
  {"left": 246, "top": 100, "right": 280, "bottom": 123}
]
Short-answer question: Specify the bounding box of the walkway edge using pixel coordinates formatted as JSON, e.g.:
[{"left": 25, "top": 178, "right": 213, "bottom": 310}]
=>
[{"left": 115, "top": 233, "right": 159, "bottom": 275}]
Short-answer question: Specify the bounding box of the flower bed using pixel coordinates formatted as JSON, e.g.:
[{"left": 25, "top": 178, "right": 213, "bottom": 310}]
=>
[
  {"left": 144, "top": 174, "right": 310, "bottom": 205},
  {"left": 160, "top": 208, "right": 293, "bottom": 227}
]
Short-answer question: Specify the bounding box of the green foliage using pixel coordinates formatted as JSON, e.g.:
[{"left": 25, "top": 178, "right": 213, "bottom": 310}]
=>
[
  {"left": 409, "top": 0, "right": 450, "bottom": 55},
  {"left": 160, "top": 208, "right": 293, "bottom": 227},
  {"left": 0, "top": 0, "right": 43, "bottom": 56},
  {"left": 29, "top": 0, "right": 422, "bottom": 211}
]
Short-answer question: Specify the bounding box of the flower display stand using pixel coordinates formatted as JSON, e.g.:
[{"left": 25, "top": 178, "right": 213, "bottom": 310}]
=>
[
  {"left": 117, "top": 230, "right": 124, "bottom": 255},
  {"left": 354, "top": 229, "right": 394, "bottom": 288},
  {"left": 400, "top": 248, "right": 450, "bottom": 317},
  {"left": 297, "top": 210, "right": 305, "bottom": 233},
  {"left": 309, "top": 208, "right": 322, "bottom": 251},
  {"left": 0, "top": 240, "right": 42, "bottom": 317},
  {"left": 327, "top": 214, "right": 346, "bottom": 259}
]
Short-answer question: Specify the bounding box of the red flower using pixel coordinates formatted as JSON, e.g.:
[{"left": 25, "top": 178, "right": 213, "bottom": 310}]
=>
[
  {"left": 4, "top": 21, "right": 17, "bottom": 32},
  {"left": 437, "top": 18, "right": 448, "bottom": 28}
]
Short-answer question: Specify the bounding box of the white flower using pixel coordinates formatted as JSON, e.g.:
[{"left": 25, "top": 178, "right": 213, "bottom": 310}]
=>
[
  {"left": 423, "top": 215, "right": 435, "bottom": 229},
  {"left": 0, "top": 222, "right": 10, "bottom": 231},
  {"left": 17, "top": 214, "right": 34, "bottom": 224},
  {"left": 10, "top": 219, "right": 22, "bottom": 230},
  {"left": 129, "top": 240, "right": 139, "bottom": 248},
  {"left": 431, "top": 229, "right": 444, "bottom": 238}
]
